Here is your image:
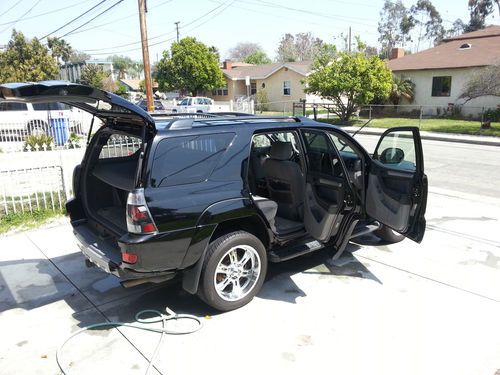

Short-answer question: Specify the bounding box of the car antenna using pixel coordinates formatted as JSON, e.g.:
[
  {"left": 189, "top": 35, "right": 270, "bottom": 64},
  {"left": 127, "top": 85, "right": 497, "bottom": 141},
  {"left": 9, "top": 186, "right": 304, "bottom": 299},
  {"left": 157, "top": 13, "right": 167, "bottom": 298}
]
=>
[{"left": 350, "top": 118, "right": 372, "bottom": 138}]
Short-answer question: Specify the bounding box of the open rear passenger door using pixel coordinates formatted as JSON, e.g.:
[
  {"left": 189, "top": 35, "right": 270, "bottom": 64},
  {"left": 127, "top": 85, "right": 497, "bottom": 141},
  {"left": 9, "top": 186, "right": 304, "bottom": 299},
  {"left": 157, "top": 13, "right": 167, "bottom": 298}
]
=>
[{"left": 366, "top": 127, "right": 427, "bottom": 243}]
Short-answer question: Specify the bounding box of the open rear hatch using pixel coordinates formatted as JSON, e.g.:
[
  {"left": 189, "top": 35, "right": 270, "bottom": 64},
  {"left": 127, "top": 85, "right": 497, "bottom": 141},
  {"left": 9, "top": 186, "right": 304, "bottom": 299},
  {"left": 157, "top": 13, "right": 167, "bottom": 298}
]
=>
[{"left": 0, "top": 81, "right": 157, "bottom": 262}]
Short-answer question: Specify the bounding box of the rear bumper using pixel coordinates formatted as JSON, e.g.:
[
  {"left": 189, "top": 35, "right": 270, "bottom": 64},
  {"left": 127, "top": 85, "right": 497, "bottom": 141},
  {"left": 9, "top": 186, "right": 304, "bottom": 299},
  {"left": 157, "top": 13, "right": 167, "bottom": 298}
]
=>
[{"left": 73, "top": 222, "right": 177, "bottom": 281}]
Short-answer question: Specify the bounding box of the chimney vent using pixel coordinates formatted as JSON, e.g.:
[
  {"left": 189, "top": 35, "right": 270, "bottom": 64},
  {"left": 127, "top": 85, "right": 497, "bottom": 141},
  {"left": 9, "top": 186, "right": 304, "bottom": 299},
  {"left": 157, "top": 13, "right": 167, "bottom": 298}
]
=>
[{"left": 223, "top": 60, "right": 233, "bottom": 70}]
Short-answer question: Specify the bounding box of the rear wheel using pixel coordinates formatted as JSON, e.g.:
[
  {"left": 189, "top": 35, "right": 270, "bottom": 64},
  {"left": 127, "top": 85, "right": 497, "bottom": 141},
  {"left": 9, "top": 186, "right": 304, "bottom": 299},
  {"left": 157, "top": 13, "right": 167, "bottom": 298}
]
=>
[
  {"left": 374, "top": 224, "right": 405, "bottom": 244},
  {"left": 198, "top": 231, "right": 267, "bottom": 311}
]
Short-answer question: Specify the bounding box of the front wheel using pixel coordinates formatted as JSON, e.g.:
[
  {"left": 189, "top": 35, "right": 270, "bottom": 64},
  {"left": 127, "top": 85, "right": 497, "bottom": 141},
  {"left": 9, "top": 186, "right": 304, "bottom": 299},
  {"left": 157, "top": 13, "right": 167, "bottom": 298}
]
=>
[
  {"left": 374, "top": 224, "right": 405, "bottom": 244},
  {"left": 198, "top": 231, "right": 267, "bottom": 311}
]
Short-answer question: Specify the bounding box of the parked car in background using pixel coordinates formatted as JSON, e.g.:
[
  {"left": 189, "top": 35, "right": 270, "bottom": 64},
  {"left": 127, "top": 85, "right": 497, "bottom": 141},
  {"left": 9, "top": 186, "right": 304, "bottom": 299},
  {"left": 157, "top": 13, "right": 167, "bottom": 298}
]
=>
[
  {"left": 0, "top": 81, "right": 428, "bottom": 312},
  {"left": 173, "top": 96, "right": 214, "bottom": 113},
  {"left": 137, "top": 99, "right": 165, "bottom": 112},
  {"left": 0, "top": 101, "right": 83, "bottom": 136}
]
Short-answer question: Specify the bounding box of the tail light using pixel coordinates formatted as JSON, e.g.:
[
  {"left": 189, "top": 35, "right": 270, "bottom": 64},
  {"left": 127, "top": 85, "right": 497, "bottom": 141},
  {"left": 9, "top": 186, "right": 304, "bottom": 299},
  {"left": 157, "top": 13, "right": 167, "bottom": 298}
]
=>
[{"left": 126, "top": 189, "right": 158, "bottom": 234}]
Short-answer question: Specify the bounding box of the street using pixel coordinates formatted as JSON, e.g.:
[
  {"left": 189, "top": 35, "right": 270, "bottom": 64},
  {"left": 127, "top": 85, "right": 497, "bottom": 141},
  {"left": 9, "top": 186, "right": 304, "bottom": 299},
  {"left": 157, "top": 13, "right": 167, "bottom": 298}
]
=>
[{"left": 0, "top": 135, "right": 499, "bottom": 375}]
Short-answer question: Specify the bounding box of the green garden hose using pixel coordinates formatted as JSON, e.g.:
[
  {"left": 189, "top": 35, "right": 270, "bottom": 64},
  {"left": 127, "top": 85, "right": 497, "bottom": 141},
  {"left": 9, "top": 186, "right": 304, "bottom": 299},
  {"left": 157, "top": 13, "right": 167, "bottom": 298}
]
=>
[{"left": 56, "top": 307, "right": 203, "bottom": 375}]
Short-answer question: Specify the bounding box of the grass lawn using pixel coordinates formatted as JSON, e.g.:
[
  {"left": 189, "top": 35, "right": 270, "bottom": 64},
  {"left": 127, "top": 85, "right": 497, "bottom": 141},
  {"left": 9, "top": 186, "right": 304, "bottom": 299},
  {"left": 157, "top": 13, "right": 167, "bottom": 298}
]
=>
[
  {"left": 317, "top": 117, "right": 500, "bottom": 137},
  {"left": 0, "top": 209, "right": 64, "bottom": 235}
]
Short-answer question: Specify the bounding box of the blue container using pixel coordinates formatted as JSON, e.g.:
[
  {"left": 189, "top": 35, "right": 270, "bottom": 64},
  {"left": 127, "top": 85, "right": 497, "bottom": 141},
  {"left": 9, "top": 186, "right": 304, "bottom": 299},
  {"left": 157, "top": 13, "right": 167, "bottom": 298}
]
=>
[{"left": 50, "top": 118, "right": 69, "bottom": 146}]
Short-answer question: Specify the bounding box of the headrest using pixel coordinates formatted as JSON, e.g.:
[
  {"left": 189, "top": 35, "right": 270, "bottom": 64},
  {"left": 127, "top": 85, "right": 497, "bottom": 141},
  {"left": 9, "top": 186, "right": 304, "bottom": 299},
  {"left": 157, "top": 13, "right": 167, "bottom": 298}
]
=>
[{"left": 269, "top": 141, "right": 293, "bottom": 161}]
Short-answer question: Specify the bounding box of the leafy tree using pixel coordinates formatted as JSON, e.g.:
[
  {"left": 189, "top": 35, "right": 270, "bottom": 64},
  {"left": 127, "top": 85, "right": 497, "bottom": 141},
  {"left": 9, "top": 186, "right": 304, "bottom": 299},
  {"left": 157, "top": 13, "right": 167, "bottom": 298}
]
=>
[
  {"left": 304, "top": 52, "right": 392, "bottom": 122},
  {"left": 445, "top": 19, "right": 466, "bottom": 37},
  {"left": 465, "top": 0, "right": 497, "bottom": 32},
  {"left": 69, "top": 50, "right": 91, "bottom": 64},
  {"left": 377, "top": 0, "right": 411, "bottom": 58},
  {"left": 276, "top": 32, "right": 323, "bottom": 62},
  {"left": 47, "top": 37, "right": 73, "bottom": 66},
  {"left": 80, "top": 64, "right": 110, "bottom": 89},
  {"left": 460, "top": 64, "right": 500, "bottom": 102},
  {"left": 0, "top": 30, "right": 59, "bottom": 83},
  {"left": 228, "top": 42, "right": 261, "bottom": 60},
  {"left": 156, "top": 37, "right": 224, "bottom": 96},
  {"left": 409, "top": 0, "right": 445, "bottom": 46},
  {"left": 243, "top": 50, "right": 272, "bottom": 65},
  {"left": 108, "top": 55, "right": 134, "bottom": 79},
  {"left": 389, "top": 75, "right": 415, "bottom": 106}
]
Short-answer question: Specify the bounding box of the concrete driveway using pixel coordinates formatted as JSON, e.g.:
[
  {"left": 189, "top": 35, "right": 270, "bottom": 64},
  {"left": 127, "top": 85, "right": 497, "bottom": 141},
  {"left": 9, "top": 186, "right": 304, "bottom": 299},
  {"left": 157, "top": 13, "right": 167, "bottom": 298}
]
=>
[{"left": 1, "top": 186, "right": 499, "bottom": 375}]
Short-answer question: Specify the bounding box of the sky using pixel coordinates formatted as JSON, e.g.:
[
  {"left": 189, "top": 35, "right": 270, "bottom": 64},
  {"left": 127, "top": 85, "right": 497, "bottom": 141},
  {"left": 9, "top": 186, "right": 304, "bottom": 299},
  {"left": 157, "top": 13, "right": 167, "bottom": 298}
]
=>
[{"left": 0, "top": 0, "right": 498, "bottom": 64}]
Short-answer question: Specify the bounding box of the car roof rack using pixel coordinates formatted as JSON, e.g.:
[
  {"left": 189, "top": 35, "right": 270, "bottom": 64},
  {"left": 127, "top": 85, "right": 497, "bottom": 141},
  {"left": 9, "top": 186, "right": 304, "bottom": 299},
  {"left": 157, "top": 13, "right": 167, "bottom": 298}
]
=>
[{"left": 167, "top": 115, "right": 306, "bottom": 130}]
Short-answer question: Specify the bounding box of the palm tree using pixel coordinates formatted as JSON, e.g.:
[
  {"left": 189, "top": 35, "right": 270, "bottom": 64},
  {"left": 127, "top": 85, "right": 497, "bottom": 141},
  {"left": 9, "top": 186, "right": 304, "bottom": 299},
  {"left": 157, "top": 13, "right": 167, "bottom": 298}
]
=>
[
  {"left": 389, "top": 75, "right": 415, "bottom": 107},
  {"left": 47, "top": 37, "right": 73, "bottom": 66}
]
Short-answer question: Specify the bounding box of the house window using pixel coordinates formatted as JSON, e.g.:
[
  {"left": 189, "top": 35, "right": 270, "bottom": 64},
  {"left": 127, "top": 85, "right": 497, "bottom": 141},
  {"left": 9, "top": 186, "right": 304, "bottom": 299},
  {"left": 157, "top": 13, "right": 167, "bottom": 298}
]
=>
[
  {"left": 283, "top": 81, "right": 291, "bottom": 96},
  {"left": 212, "top": 85, "right": 228, "bottom": 96},
  {"left": 432, "top": 76, "right": 452, "bottom": 97},
  {"left": 250, "top": 82, "right": 257, "bottom": 95}
]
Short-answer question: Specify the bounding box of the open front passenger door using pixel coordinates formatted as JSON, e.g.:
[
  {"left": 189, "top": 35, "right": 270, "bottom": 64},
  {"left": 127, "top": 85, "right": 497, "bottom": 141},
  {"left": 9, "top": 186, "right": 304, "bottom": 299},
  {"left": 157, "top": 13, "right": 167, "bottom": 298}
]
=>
[{"left": 366, "top": 127, "right": 427, "bottom": 243}]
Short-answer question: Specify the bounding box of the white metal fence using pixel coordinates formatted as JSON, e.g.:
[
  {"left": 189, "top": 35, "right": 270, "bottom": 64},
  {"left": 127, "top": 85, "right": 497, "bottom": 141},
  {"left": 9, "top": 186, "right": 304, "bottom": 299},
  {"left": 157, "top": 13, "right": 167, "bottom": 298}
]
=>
[{"left": 0, "top": 166, "right": 66, "bottom": 216}]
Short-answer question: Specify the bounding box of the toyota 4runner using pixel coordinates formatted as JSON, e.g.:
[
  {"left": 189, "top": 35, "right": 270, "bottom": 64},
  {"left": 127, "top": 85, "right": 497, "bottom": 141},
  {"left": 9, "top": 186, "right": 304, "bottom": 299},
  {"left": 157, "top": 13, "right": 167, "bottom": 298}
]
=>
[{"left": 0, "top": 82, "right": 427, "bottom": 311}]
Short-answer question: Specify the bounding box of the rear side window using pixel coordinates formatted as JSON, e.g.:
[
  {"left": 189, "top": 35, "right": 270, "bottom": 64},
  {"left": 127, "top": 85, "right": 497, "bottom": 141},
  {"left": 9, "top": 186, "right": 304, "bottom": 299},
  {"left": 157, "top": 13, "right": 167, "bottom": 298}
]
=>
[
  {"left": 0, "top": 102, "right": 27, "bottom": 111},
  {"left": 151, "top": 133, "right": 235, "bottom": 187},
  {"left": 99, "top": 134, "right": 142, "bottom": 159},
  {"left": 32, "top": 102, "right": 70, "bottom": 111}
]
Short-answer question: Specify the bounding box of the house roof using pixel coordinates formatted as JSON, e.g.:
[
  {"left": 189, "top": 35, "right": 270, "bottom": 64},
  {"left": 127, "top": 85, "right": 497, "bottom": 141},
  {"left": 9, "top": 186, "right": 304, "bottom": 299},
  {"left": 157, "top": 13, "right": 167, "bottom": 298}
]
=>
[
  {"left": 222, "top": 60, "right": 312, "bottom": 80},
  {"left": 387, "top": 25, "right": 500, "bottom": 72},
  {"left": 119, "top": 79, "right": 142, "bottom": 91}
]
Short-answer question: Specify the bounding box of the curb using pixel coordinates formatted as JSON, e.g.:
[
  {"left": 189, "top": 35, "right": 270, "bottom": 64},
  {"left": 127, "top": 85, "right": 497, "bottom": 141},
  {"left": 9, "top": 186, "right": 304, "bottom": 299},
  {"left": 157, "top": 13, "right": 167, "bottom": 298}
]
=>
[{"left": 342, "top": 128, "right": 500, "bottom": 147}]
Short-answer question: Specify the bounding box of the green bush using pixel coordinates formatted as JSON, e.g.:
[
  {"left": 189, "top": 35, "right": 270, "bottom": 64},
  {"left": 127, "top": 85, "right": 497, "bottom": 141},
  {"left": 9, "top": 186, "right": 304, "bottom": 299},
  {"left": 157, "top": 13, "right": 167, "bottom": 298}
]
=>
[
  {"left": 23, "top": 134, "right": 54, "bottom": 151},
  {"left": 255, "top": 89, "right": 269, "bottom": 113},
  {"left": 484, "top": 107, "right": 500, "bottom": 122}
]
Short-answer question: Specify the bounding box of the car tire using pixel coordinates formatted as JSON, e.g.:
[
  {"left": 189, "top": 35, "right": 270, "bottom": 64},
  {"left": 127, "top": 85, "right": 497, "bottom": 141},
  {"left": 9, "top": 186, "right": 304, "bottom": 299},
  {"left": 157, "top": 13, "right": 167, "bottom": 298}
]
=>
[
  {"left": 374, "top": 224, "right": 405, "bottom": 244},
  {"left": 198, "top": 231, "right": 267, "bottom": 311}
]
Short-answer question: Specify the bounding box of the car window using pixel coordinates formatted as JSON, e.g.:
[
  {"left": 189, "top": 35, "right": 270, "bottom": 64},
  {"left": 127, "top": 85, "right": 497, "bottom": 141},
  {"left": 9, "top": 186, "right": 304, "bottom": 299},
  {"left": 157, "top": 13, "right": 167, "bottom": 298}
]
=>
[
  {"left": 188, "top": 98, "right": 192, "bottom": 105},
  {"left": 98, "top": 134, "right": 142, "bottom": 159},
  {"left": 0, "top": 102, "right": 28, "bottom": 111},
  {"left": 375, "top": 130, "right": 417, "bottom": 172},
  {"left": 33, "top": 102, "right": 70, "bottom": 111},
  {"left": 302, "top": 130, "right": 343, "bottom": 178},
  {"left": 151, "top": 133, "right": 235, "bottom": 187},
  {"left": 180, "top": 99, "right": 188, "bottom": 105},
  {"left": 196, "top": 98, "right": 202, "bottom": 104}
]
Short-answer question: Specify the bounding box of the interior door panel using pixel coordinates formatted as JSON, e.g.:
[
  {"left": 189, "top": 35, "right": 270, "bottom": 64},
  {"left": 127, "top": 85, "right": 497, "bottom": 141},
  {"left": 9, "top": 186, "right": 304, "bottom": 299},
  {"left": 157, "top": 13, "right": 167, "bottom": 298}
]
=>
[
  {"left": 366, "top": 127, "right": 427, "bottom": 242},
  {"left": 366, "top": 161, "right": 413, "bottom": 232}
]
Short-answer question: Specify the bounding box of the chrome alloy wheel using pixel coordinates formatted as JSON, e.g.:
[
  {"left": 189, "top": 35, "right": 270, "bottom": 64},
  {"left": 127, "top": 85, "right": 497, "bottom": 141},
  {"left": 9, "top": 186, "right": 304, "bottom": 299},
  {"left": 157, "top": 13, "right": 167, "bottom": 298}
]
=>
[{"left": 213, "top": 245, "right": 261, "bottom": 302}]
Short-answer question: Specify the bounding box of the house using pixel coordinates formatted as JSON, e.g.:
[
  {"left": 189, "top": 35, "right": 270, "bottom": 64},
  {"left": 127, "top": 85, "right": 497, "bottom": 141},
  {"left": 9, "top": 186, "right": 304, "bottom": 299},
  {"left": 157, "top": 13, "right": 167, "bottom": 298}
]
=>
[
  {"left": 211, "top": 60, "right": 318, "bottom": 111},
  {"left": 387, "top": 26, "right": 500, "bottom": 118},
  {"left": 60, "top": 60, "right": 115, "bottom": 83}
]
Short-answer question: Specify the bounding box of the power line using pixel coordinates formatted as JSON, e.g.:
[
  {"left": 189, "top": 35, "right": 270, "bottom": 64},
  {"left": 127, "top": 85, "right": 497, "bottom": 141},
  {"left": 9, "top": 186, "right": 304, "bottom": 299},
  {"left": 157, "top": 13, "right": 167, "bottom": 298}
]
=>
[
  {"left": 0, "top": 0, "right": 41, "bottom": 35},
  {"left": 86, "top": 0, "right": 236, "bottom": 56},
  {"left": 0, "top": 0, "right": 24, "bottom": 18},
  {"left": 63, "top": 0, "right": 174, "bottom": 37},
  {"left": 0, "top": 0, "right": 93, "bottom": 27},
  {"left": 59, "top": 0, "right": 125, "bottom": 38},
  {"left": 81, "top": 0, "right": 231, "bottom": 52},
  {"left": 39, "top": 0, "right": 109, "bottom": 40}
]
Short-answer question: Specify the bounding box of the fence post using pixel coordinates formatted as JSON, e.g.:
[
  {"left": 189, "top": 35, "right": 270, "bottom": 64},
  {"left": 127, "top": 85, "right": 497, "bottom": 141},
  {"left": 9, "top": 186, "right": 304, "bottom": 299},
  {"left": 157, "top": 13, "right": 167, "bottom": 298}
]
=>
[
  {"left": 313, "top": 105, "right": 318, "bottom": 121},
  {"left": 369, "top": 105, "right": 372, "bottom": 121},
  {"left": 419, "top": 106, "right": 423, "bottom": 128},
  {"left": 481, "top": 106, "right": 485, "bottom": 125},
  {"left": 302, "top": 100, "right": 306, "bottom": 116}
]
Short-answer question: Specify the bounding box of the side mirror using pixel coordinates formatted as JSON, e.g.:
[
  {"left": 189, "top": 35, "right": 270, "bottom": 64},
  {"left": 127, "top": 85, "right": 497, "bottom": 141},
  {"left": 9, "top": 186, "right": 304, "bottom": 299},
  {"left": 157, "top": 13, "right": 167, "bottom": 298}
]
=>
[{"left": 379, "top": 147, "right": 405, "bottom": 164}]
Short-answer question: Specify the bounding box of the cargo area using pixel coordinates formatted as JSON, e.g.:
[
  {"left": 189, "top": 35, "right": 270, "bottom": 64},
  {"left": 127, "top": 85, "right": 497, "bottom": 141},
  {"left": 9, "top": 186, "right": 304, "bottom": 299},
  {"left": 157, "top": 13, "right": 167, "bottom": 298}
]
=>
[{"left": 84, "top": 131, "right": 144, "bottom": 233}]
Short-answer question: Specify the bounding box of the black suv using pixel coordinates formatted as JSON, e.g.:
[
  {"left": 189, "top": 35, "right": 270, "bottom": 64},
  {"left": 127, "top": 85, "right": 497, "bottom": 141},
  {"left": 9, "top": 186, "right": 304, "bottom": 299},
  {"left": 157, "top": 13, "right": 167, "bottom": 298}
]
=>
[{"left": 0, "top": 82, "right": 427, "bottom": 311}]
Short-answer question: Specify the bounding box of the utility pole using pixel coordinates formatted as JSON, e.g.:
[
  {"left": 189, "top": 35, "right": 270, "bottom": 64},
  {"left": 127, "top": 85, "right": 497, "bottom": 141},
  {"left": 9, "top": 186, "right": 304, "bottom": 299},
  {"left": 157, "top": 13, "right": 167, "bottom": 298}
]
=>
[
  {"left": 174, "top": 21, "right": 180, "bottom": 43},
  {"left": 348, "top": 26, "right": 351, "bottom": 53},
  {"left": 138, "top": 0, "right": 154, "bottom": 112}
]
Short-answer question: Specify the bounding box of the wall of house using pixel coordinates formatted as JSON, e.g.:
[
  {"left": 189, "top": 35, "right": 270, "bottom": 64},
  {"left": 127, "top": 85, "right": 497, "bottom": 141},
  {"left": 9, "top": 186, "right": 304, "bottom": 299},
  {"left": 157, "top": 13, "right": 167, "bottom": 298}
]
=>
[
  {"left": 211, "top": 78, "right": 246, "bottom": 102},
  {"left": 255, "top": 68, "right": 307, "bottom": 112},
  {"left": 394, "top": 67, "right": 500, "bottom": 118}
]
